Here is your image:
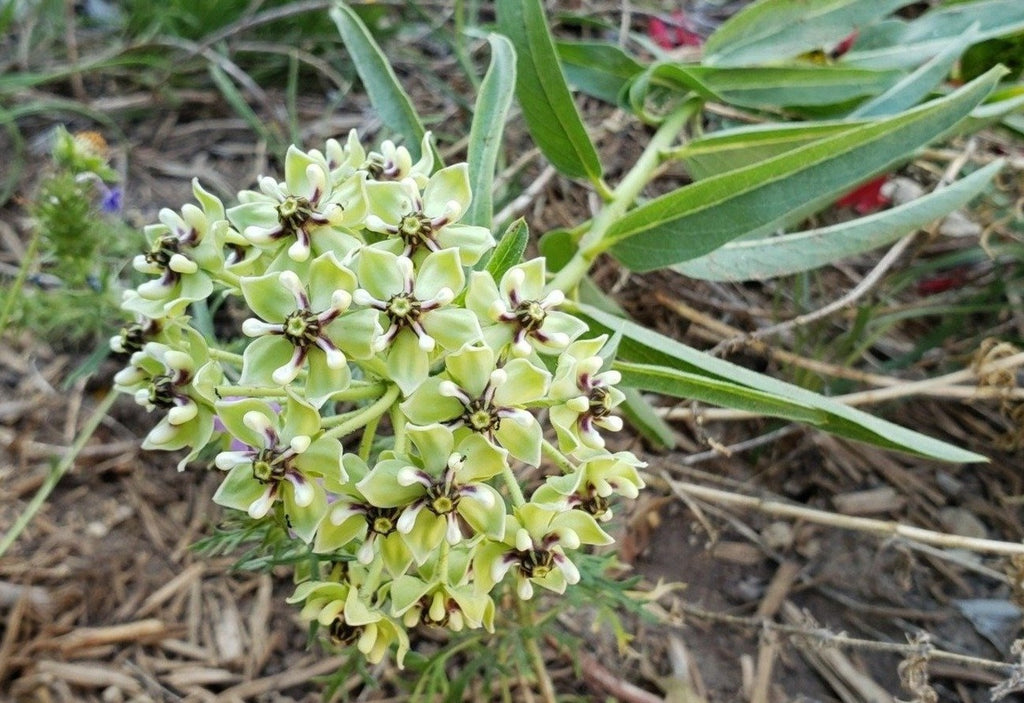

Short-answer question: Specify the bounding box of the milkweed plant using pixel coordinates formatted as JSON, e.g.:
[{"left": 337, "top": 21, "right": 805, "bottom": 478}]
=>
[
  {"left": 111, "top": 132, "right": 644, "bottom": 666},
  {"left": 104, "top": 0, "right": 1020, "bottom": 677}
]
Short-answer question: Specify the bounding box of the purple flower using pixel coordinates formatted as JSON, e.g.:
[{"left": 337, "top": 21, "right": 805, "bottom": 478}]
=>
[{"left": 100, "top": 185, "right": 123, "bottom": 213}]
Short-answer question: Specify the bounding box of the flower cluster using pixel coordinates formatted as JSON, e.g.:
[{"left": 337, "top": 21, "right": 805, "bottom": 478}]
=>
[{"left": 112, "top": 132, "right": 644, "bottom": 667}]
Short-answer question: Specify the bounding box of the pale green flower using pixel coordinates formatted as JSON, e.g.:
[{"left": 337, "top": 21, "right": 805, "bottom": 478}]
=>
[
  {"left": 466, "top": 258, "right": 587, "bottom": 357},
  {"left": 531, "top": 450, "right": 645, "bottom": 522},
  {"left": 360, "top": 132, "right": 434, "bottom": 187},
  {"left": 353, "top": 247, "right": 480, "bottom": 395},
  {"left": 314, "top": 454, "right": 414, "bottom": 577},
  {"left": 400, "top": 343, "right": 549, "bottom": 465},
  {"left": 212, "top": 395, "right": 342, "bottom": 542},
  {"left": 364, "top": 163, "right": 492, "bottom": 266},
  {"left": 238, "top": 252, "right": 378, "bottom": 405},
  {"left": 474, "top": 503, "right": 612, "bottom": 600},
  {"left": 316, "top": 129, "right": 367, "bottom": 184},
  {"left": 112, "top": 328, "right": 221, "bottom": 470},
  {"left": 124, "top": 179, "right": 225, "bottom": 319},
  {"left": 356, "top": 426, "right": 507, "bottom": 564},
  {"left": 227, "top": 146, "right": 365, "bottom": 263},
  {"left": 288, "top": 576, "right": 410, "bottom": 667},
  {"left": 110, "top": 316, "right": 162, "bottom": 356},
  {"left": 389, "top": 548, "right": 495, "bottom": 632},
  {"left": 548, "top": 336, "right": 626, "bottom": 453}
]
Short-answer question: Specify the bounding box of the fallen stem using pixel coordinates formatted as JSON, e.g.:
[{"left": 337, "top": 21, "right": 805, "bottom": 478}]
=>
[
  {"left": 672, "top": 599, "right": 1018, "bottom": 674},
  {"left": 660, "top": 474, "right": 1024, "bottom": 556},
  {"left": 0, "top": 390, "right": 119, "bottom": 558}
]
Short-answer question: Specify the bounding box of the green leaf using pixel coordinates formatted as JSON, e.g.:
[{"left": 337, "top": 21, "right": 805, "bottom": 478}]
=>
[
  {"left": 616, "top": 361, "right": 827, "bottom": 425},
  {"left": 703, "top": 0, "right": 916, "bottom": 67},
  {"left": 496, "top": 0, "right": 603, "bottom": 182},
  {"left": 848, "top": 23, "right": 979, "bottom": 118},
  {"left": 556, "top": 40, "right": 643, "bottom": 104},
  {"left": 606, "top": 67, "right": 1004, "bottom": 272},
  {"left": 618, "top": 387, "right": 676, "bottom": 450},
  {"left": 480, "top": 218, "right": 529, "bottom": 278},
  {"left": 842, "top": 0, "right": 1024, "bottom": 70},
  {"left": 625, "top": 62, "right": 902, "bottom": 121},
  {"left": 577, "top": 304, "right": 987, "bottom": 463},
  {"left": 687, "top": 65, "right": 901, "bottom": 108},
  {"left": 676, "top": 160, "right": 1003, "bottom": 281},
  {"left": 680, "top": 121, "right": 863, "bottom": 179},
  {"left": 538, "top": 228, "right": 576, "bottom": 272},
  {"left": 330, "top": 3, "right": 431, "bottom": 161},
  {"left": 958, "top": 85, "right": 1024, "bottom": 135},
  {"left": 466, "top": 34, "right": 516, "bottom": 229}
]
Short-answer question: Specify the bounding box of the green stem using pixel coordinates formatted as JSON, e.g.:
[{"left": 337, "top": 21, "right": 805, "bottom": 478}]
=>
[
  {"left": 540, "top": 439, "right": 574, "bottom": 474},
  {"left": 390, "top": 403, "right": 408, "bottom": 455},
  {"left": 357, "top": 412, "right": 380, "bottom": 462},
  {"left": 593, "top": 177, "right": 614, "bottom": 203},
  {"left": 0, "top": 390, "right": 119, "bottom": 558},
  {"left": 0, "top": 223, "right": 43, "bottom": 339},
  {"left": 516, "top": 598, "right": 557, "bottom": 703},
  {"left": 546, "top": 104, "right": 696, "bottom": 295},
  {"left": 321, "top": 384, "right": 399, "bottom": 441},
  {"left": 500, "top": 463, "right": 527, "bottom": 508},
  {"left": 215, "top": 269, "right": 241, "bottom": 288},
  {"left": 209, "top": 347, "right": 244, "bottom": 365}
]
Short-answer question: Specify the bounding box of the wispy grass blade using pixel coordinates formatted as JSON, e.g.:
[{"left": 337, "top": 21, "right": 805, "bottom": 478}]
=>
[{"left": 208, "top": 62, "right": 286, "bottom": 155}]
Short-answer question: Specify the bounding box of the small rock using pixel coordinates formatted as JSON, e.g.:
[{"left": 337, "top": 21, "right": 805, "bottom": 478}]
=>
[
  {"left": 938, "top": 507, "right": 989, "bottom": 539},
  {"left": 934, "top": 470, "right": 964, "bottom": 497},
  {"left": 761, "top": 521, "right": 794, "bottom": 551}
]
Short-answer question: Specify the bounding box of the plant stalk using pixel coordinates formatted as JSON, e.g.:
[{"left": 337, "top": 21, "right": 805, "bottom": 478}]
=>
[
  {"left": 321, "top": 384, "right": 399, "bottom": 441},
  {"left": 545, "top": 104, "right": 696, "bottom": 295},
  {"left": 516, "top": 598, "right": 558, "bottom": 703}
]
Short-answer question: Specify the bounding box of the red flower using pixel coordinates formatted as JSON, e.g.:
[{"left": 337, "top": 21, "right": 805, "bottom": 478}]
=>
[
  {"left": 648, "top": 11, "right": 702, "bottom": 49},
  {"left": 836, "top": 175, "right": 891, "bottom": 214},
  {"left": 831, "top": 30, "right": 859, "bottom": 59}
]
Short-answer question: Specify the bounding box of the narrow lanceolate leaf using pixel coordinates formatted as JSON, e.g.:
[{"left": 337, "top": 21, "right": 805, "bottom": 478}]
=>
[
  {"left": 703, "top": 0, "right": 916, "bottom": 67},
  {"left": 619, "top": 387, "right": 676, "bottom": 451},
  {"left": 466, "top": 34, "right": 516, "bottom": 229},
  {"left": 848, "top": 24, "right": 979, "bottom": 118},
  {"left": 606, "top": 67, "right": 1004, "bottom": 272},
  {"left": 636, "top": 64, "right": 902, "bottom": 110},
  {"left": 842, "top": 0, "right": 1024, "bottom": 70},
  {"left": 577, "top": 304, "right": 987, "bottom": 463},
  {"left": 330, "top": 3, "right": 430, "bottom": 161},
  {"left": 960, "top": 88, "right": 1024, "bottom": 136},
  {"left": 679, "top": 121, "right": 864, "bottom": 180},
  {"left": 496, "top": 0, "right": 603, "bottom": 182},
  {"left": 616, "top": 361, "right": 827, "bottom": 425},
  {"left": 677, "top": 161, "right": 1003, "bottom": 281},
  {"left": 556, "top": 40, "right": 643, "bottom": 105},
  {"left": 480, "top": 218, "right": 529, "bottom": 278}
]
